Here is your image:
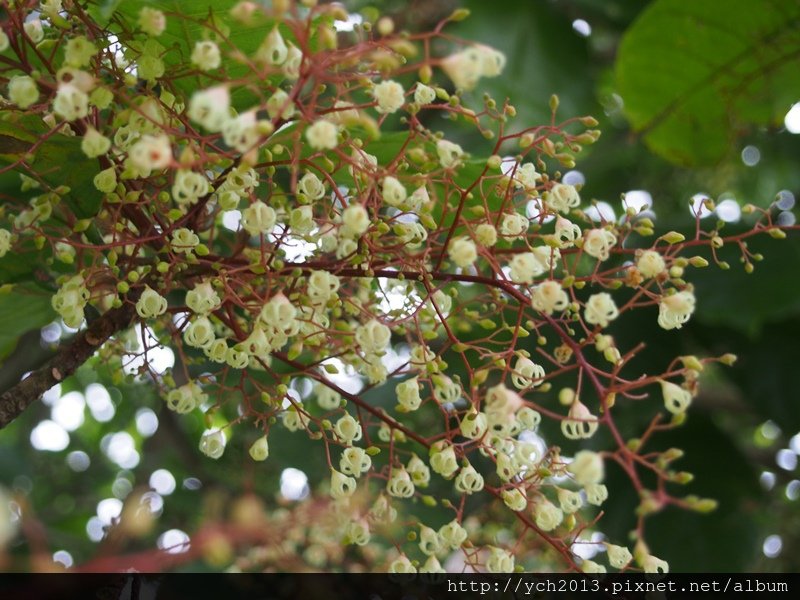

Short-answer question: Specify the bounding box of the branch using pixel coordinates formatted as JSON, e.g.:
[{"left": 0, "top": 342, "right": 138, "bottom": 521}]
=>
[{"left": 0, "top": 302, "right": 137, "bottom": 429}]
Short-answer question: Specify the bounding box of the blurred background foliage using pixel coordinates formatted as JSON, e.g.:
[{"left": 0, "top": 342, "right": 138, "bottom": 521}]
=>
[{"left": 1, "top": 0, "right": 799, "bottom": 572}]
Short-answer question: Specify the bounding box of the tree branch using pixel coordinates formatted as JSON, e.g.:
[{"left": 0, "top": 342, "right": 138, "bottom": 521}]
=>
[{"left": 0, "top": 302, "right": 137, "bottom": 430}]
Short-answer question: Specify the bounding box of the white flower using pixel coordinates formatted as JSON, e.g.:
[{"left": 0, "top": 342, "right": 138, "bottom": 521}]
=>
[
  {"left": 136, "top": 286, "right": 168, "bottom": 319},
  {"left": 139, "top": 7, "right": 166, "bottom": 36},
  {"left": 396, "top": 377, "right": 422, "bottom": 412},
  {"left": 373, "top": 80, "right": 405, "bottom": 114},
  {"left": 584, "top": 292, "right": 619, "bottom": 328},
  {"left": 53, "top": 84, "right": 89, "bottom": 121},
  {"left": 0, "top": 230, "right": 11, "bottom": 258},
  {"left": 221, "top": 111, "right": 263, "bottom": 153},
  {"left": 307, "top": 270, "right": 339, "bottom": 307},
  {"left": 561, "top": 400, "right": 599, "bottom": 440},
  {"left": 407, "top": 454, "right": 430, "bottom": 487},
  {"left": 460, "top": 410, "right": 488, "bottom": 440},
  {"left": 441, "top": 48, "right": 483, "bottom": 90},
  {"left": 188, "top": 86, "right": 230, "bottom": 132},
  {"left": 448, "top": 237, "right": 477, "bottom": 268},
  {"left": 165, "top": 381, "right": 206, "bottom": 414},
  {"left": 186, "top": 281, "right": 221, "bottom": 315},
  {"left": 191, "top": 40, "right": 221, "bottom": 71},
  {"left": 128, "top": 134, "right": 172, "bottom": 174},
  {"left": 388, "top": 554, "right": 416, "bottom": 574},
  {"left": 437, "top": 139, "right": 464, "bottom": 168},
  {"left": 241, "top": 201, "right": 277, "bottom": 236},
  {"left": 554, "top": 217, "right": 582, "bottom": 248},
  {"left": 637, "top": 249, "right": 666, "bottom": 278},
  {"left": 515, "top": 162, "right": 541, "bottom": 189},
  {"left": 406, "top": 185, "right": 428, "bottom": 212},
  {"left": 475, "top": 223, "right": 497, "bottom": 247},
  {"left": 660, "top": 380, "right": 692, "bottom": 414},
  {"left": 81, "top": 127, "right": 111, "bottom": 158},
  {"left": 454, "top": 463, "right": 484, "bottom": 494},
  {"left": 340, "top": 204, "right": 369, "bottom": 238},
  {"left": 329, "top": 468, "right": 356, "bottom": 499},
  {"left": 585, "top": 483, "right": 608, "bottom": 506},
  {"left": 606, "top": 543, "right": 633, "bottom": 569},
  {"left": 502, "top": 488, "right": 528, "bottom": 512},
  {"left": 266, "top": 89, "right": 296, "bottom": 121},
  {"left": 658, "top": 290, "right": 695, "bottom": 330},
  {"left": 387, "top": 467, "right": 415, "bottom": 498},
  {"left": 355, "top": 319, "right": 391, "bottom": 354},
  {"left": 23, "top": 19, "right": 44, "bottom": 43},
  {"left": 418, "top": 525, "right": 442, "bottom": 556},
  {"left": 414, "top": 83, "right": 436, "bottom": 105},
  {"left": 441, "top": 45, "right": 505, "bottom": 90},
  {"left": 171, "top": 228, "right": 200, "bottom": 253},
  {"left": 51, "top": 275, "right": 89, "bottom": 328},
  {"left": 433, "top": 375, "right": 460, "bottom": 404},
  {"left": 172, "top": 169, "right": 209, "bottom": 206},
  {"left": 249, "top": 435, "right": 269, "bottom": 461},
  {"left": 642, "top": 554, "right": 669, "bottom": 574},
  {"left": 533, "top": 497, "right": 563, "bottom": 532},
  {"left": 184, "top": 316, "right": 215, "bottom": 349},
  {"left": 556, "top": 487, "right": 583, "bottom": 514},
  {"left": 438, "top": 519, "right": 468, "bottom": 549},
  {"left": 476, "top": 44, "right": 506, "bottom": 76},
  {"left": 199, "top": 429, "right": 226, "bottom": 459},
  {"left": 511, "top": 356, "right": 545, "bottom": 389},
  {"left": 305, "top": 119, "right": 338, "bottom": 151},
  {"left": 40, "top": 0, "right": 63, "bottom": 19},
  {"left": 509, "top": 252, "right": 545, "bottom": 284},
  {"left": 545, "top": 183, "right": 581, "bottom": 213},
  {"left": 259, "top": 27, "right": 288, "bottom": 65},
  {"left": 583, "top": 228, "right": 617, "bottom": 261},
  {"left": 345, "top": 520, "right": 370, "bottom": 546},
  {"left": 567, "top": 450, "right": 604, "bottom": 486},
  {"left": 340, "top": 447, "right": 371, "bottom": 477},
  {"left": 64, "top": 36, "right": 97, "bottom": 69},
  {"left": 381, "top": 176, "right": 407, "bottom": 207},
  {"left": 486, "top": 547, "right": 515, "bottom": 573},
  {"left": 283, "top": 44, "right": 303, "bottom": 79},
  {"left": 531, "top": 280, "right": 568, "bottom": 315},
  {"left": 500, "top": 212, "right": 529, "bottom": 239},
  {"left": 430, "top": 443, "right": 458, "bottom": 479},
  {"left": 297, "top": 172, "right": 325, "bottom": 200},
  {"left": 333, "top": 414, "right": 363, "bottom": 445},
  {"left": 581, "top": 560, "right": 606, "bottom": 574},
  {"left": 226, "top": 346, "right": 249, "bottom": 369},
  {"left": 420, "top": 556, "right": 445, "bottom": 573},
  {"left": 8, "top": 76, "right": 40, "bottom": 109}
]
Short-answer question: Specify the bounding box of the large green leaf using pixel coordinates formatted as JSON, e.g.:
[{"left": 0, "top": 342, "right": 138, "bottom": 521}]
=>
[
  {"left": 0, "top": 115, "right": 104, "bottom": 219},
  {"left": 616, "top": 0, "right": 800, "bottom": 165},
  {"left": 0, "top": 284, "right": 55, "bottom": 360}
]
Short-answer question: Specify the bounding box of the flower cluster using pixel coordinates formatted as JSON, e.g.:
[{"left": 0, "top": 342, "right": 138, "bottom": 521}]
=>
[{"left": 0, "top": 0, "right": 788, "bottom": 575}]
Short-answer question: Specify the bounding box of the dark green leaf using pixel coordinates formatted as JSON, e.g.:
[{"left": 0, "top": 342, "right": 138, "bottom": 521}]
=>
[
  {"left": 0, "top": 283, "right": 55, "bottom": 360},
  {"left": 616, "top": 0, "right": 800, "bottom": 165}
]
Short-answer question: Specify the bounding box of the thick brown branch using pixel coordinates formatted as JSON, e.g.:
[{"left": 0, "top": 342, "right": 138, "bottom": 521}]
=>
[{"left": 0, "top": 302, "right": 137, "bottom": 430}]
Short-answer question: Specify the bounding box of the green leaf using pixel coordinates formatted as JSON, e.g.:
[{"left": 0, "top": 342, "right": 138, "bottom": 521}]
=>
[
  {"left": 0, "top": 114, "right": 104, "bottom": 219},
  {"left": 616, "top": 0, "right": 800, "bottom": 165},
  {"left": 86, "top": 0, "right": 123, "bottom": 27},
  {"left": 0, "top": 284, "right": 55, "bottom": 360}
]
